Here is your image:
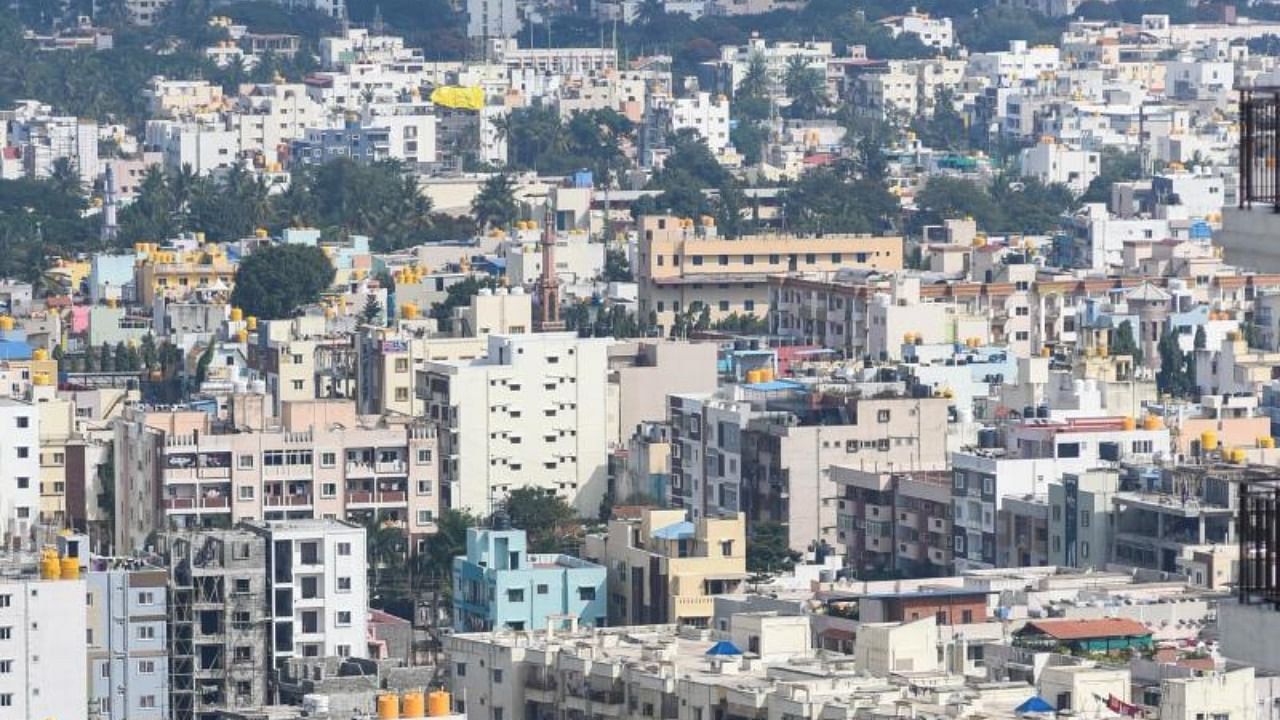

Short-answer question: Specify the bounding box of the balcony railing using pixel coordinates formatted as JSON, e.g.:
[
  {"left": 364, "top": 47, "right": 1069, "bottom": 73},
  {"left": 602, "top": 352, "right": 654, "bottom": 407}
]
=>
[{"left": 1240, "top": 87, "right": 1280, "bottom": 209}]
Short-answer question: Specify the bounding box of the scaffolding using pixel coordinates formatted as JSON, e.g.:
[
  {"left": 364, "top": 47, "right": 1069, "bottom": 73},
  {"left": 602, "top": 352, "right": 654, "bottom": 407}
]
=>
[{"left": 166, "top": 531, "right": 270, "bottom": 720}]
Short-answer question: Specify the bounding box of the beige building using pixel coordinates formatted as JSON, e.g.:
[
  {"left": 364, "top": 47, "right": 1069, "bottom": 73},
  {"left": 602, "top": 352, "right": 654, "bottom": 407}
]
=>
[
  {"left": 583, "top": 508, "right": 746, "bottom": 627},
  {"left": 113, "top": 398, "right": 439, "bottom": 554},
  {"left": 635, "top": 214, "right": 902, "bottom": 333}
]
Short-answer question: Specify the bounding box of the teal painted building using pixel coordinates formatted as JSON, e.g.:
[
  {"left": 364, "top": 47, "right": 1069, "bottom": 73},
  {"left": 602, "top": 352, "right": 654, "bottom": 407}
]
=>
[
  {"left": 1013, "top": 618, "right": 1154, "bottom": 654},
  {"left": 452, "top": 527, "right": 607, "bottom": 633}
]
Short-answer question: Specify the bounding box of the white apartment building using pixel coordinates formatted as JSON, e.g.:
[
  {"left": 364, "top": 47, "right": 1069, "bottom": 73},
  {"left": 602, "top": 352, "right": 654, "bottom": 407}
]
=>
[
  {"left": 967, "top": 40, "right": 1061, "bottom": 87},
  {"left": 3, "top": 101, "right": 100, "bottom": 187},
  {"left": 232, "top": 83, "right": 332, "bottom": 158},
  {"left": 857, "top": 63, "right": 920, "bottom": 119},
  {"left": 879, "top": 11, "right": 954, "bottom": 49},
  {"left": 718, "top": 38, "right": 834, "bottom": 96},
  {"left": 144, "top": 120, "right": 240, "bottom": 176},
  {"left": 143, "top": 79, "right": 225, "bottom": 118},
  {"left": 0, "top": 573, "right": 89, "bottom": 720},
  {"left": 249, "top": 520, "right": 368, "bottom": 663},
  {"left": 0, "top": 399, "right": 39, "bottom": 547},
  {"left": 1019, "top": 139, "right": 1100, "bottom": 194},
  {"left": 87, "top": 566, "right": 169, "bottom": 720},
  {"left": 420, "top": 333, "right": 613, "bottom": 515},
  {"left": 503, "top": 232, "right": 606, "bottom": 288},
  {"left": 467, "top": 0, "right": 521, "bottom": 39}
]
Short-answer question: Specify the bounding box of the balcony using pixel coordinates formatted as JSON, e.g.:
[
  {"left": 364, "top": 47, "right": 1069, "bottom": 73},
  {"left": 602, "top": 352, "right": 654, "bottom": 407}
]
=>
[
  {"left": 1240, "top": 87, "right": 1280, "bottom": 209},
  {"left": 346, "top": 491, "right": 408, "bottom": 507},
  {"left": 346, "top": 462, "right": 376, "bottom": 478},
  {"left": 375, "top": 460, "right": 407, "bottom": 474},
  {"left": 265, "top": 495, "right": 313, "bottom": 507},
  {"left": 163, "top": 496, "right": 230, "bottom": 511}
]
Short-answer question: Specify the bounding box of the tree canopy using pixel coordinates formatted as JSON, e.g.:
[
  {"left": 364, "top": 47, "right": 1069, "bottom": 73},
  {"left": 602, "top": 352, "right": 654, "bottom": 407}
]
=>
[
  {"left": 499, "top": 486, "right": 580, "bottom": 554},
  {"left": 230, "top": 243, "right": 335, "bottom": 319},
  {"left": 747, "top": 522, "right": 800, "bottom": 573}
]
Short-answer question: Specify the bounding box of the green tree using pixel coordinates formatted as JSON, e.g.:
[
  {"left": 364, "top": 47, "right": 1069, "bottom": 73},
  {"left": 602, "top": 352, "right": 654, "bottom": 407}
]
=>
[
  {"left": 603, "top": 248, "right": 632, "bottom": 282},
  {"left": 1156, "top": 330, "right": 1194, "bottom": 399},
  {"left": 230, "top": 244, "right": 335, "bottom": 319},
  {"left": 471, "top": 174, "right": 519, "bottom": 231},
  {"left": 420, "top": 508, "right": 480, "bottom": 591},
  {"left": 500, "top": 486, "right": 579, "bottom": 553},
  {"left": 194, "top": 342, "right": 214, "bottom": 385},
  {"left": 360, "top": 294, "right": 384, "bottom": 326},
  {"left": 99, "top": 342, "right": 114, "bottom": 373},
  {"left": 429, "top": 276, "right": 497, "bottom": 332},
  {"left": 746, "top": 522, "right": 800, "bottom": 573},
  {"left": 1111, "top": 320, "right": 1142, "bottom": 365},
  {"left": 783, "top": 56, "right": 829, "bottom": 119}
]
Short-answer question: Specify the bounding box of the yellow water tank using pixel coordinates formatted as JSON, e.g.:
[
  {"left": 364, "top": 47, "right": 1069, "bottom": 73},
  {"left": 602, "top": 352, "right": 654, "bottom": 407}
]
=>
[
  {"left": 402, "top": 691, "right": 426, "bottom": 718},
  {"left": 230, "top": 308, "right": 244, "bottom": 322},
  {"left": 40, "top": 549, "right": 60, "bottom": 580},
  {"left": 402, "top": 303, "right": 420, "bottom": 320},
  {"left": 1200, "top": 430, "right": 1218, "bottom": 452},
  {"left": 1261, "top": 436, "right": 1277, "bottom": 449},
  {"left": 1040, "top": 346, "right": 1051, "bottom": 357},
  {"left": 378, "top": 694, "right": 401, "bottom": 720},
  {"left": 0, "top": 316, "right": 13, "bottom": 331},
  {"left": 1122, "top": 417, "right": 1137, "bottom": 431},
  {"left": 32, "top": 348, "right": 48, "bottom": 361},
  {"left": 255, "top": 228, "right": 269, "bottom": 238},
  {"left": 236, "top": 329, "right": 249, "bottom": 344},
  {"left": 33, "top": 372, "right": 51, "bottom": 387},
  {"left": 745, "top": 369, "right": 763, "bottom": 384},
  {"left": 1143, "top": 415, "right": 1164, "bottom": 431},
  {"left": 427, "top": 690, "right": 451, "bottom": 717},
  {"left": 60, "top": 556, "right": 79, "bottom": 580},
  {"left": 247, "top": 316, "right": 258, "bottom": 331},
  {"left": 1230, "top": 448, "right": 1247, "bottom": 464},
  {"left": 759, "top": 369, "right": 774, "bottom": 382}
]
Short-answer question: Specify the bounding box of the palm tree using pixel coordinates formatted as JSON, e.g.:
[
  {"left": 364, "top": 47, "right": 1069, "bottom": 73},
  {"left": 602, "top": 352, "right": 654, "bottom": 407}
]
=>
[
  {"left": 637, "top": 0, "right": 665, "bottom": 26},
  {"left": 737, "top": 53, "right": 772, "bottom": 100},
  {"left": 471, "top": 174, "right": 519, "bottom": 231},
  {"left": 784, "top": 59, "right": 829, "bottom": 120}
]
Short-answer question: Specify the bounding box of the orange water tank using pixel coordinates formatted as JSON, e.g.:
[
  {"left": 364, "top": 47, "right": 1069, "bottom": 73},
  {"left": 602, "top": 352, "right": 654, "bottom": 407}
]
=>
[
  {"left": 427, "top": 690, "right": 451, "bottom": 717},
  {"left": 402, "top": 692, "right": 425, "bottom": 718},
  {"left": 378, "top": 694, "right": 400, "bottom": 719}
]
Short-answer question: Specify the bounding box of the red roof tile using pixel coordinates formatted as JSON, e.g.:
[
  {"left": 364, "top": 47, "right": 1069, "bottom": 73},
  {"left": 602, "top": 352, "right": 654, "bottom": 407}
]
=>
[{"left": 1023, "top": 618, "right": 1151, "bottom": 640}]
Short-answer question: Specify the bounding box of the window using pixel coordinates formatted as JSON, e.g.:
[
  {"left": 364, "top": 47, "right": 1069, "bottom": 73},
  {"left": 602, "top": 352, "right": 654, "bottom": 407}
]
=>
[
  {"left": 1081, "top": 541, "right": 1090, "bottom": 559},
  {"left": 0, "top": 660, "right": 10, "bottom": 674},
  {"left": 238, "top": 486, "right": 254, "bottom": 501},
  {"left": 718, "top": 301, "right": 729, "bottom": 312},
  {"left": 15, "top": 417, "right": 27, "bottom": 429},
  {"left": 537, "top": 584, "right": 549, "bottom": 594},
  {"left": 336, "top": 610, "right": 352, "bottom": 626},
  {"left": 456, "top": 662, "right": 467, "bottom": 677},
  {"left": 493, "top": 669, "right": 504, "bottom": 683},
  {"left": 395, "top": 358, "right": 410, "bottom": 372},
  {"left": 234, "top": 578, "right": 250, "bottom": 595},
  {"left": 137, "top": 625, "right": 155, "bottom": 640},
  {"left": 238, "top": 454, "right": 254, "bottom": 469},
  {"left": 720, "top": 540, "right": 734, "bottom": 556},
  {"left": 1057, "top": 442, "right": 1081, "bottom": 458},
  {"left": 506, "top": 588, "right": 524, "bottom": 602},
  {"left": 578, "top": 586, "right": 596, "bottom": 601},
  {"left": 15, "top": 477, "right": 26, "bottom": 489},
  {"left": 338, "top": 577, "right": 352, "bottom": 592},
  {"left": 137, "top": 591, "right": 155, "bottom": 605},
  {"left": 321, "top": 452, "right": 336, "bottom": 468},
  {"left": 337, "top": 644, "right": 351, "bottom": 657},
  {"left": 338, "top": 542, "right": 351, "bottom": 556},
  {"left": 0, "top": 695, "right": 12, "bottom": 707},
  {"left": 291, "top": 380, "right": 305, "bottom": 391},
  {"left": 321, "top": 482, "right": 337, "bottom": 498},
  {"left": 692, "top": 256, "right": 703, "bottom": 266},
  {"left": 15, "top": 447, "right": 27, "bottom": 459},
  {"left": 877, "top": 409, "right": 891, "bottom": 423},
  {"left": 0, "top": 627, "right": 10, "bottom": 640},
  {"left": 1081, "top": 511, "right": 1091, "bottom": 528},
  {"left": 417, "top": 449, "right": 433, "bottom": 464},
  {"left": 300, "top": 542, "right": 320, "bottom": 565},
  {"left": 139, "top": 659, "right": 156, "bottom": 674},
  {"left": 417, "top": 480, "right": 433, "bottom": 495}
]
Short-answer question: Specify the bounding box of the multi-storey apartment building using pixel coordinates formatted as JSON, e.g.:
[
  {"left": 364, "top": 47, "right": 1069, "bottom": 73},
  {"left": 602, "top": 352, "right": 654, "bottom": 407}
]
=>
[
  {"left": 87, "top": 564, "right": 170, "bottom": 720},
  {"left": 163, "top": 528, "right": 269, "bottom": 720},
  {"left": 0, "top": 561, "right": 89, "bottom": 720},
  {"left": 452, "top": 526, "right": 607, "bottom": 632},
  {"left": 636, "top": 214, "right": 902, "bottom": 334},
  {"left": 832, "top": 467, "right": 954, "bottom": 577},
  {"left": 247, "top": 520, "right": 368, "bottom": 665},
  {"left": 951, "top": 416, "right": 1171, "bottom": 570},
  {"left": 0, "top": 397, "right": 39, "bottom": 547},
  {"left": 583, "top": 508, "right": 746, "bottom": 627},
  {"left": 114, "top": 398, "right": 438, "bottom": 554},
  {"left": 419, "top": 332, "right": 613, "bottom": 515}
]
